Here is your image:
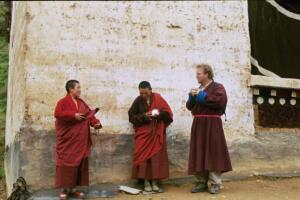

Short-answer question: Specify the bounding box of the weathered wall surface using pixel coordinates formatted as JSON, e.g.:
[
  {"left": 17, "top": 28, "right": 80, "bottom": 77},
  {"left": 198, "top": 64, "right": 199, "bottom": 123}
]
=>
[
  {"left": 5, "top": 2, "right": 28, "bottom": 192},
  {"left": 7, "top": 1, "right": 299, "bottom": 192},
  {"left": 22, "top": 1, "right": 254, "bottom": 137}
]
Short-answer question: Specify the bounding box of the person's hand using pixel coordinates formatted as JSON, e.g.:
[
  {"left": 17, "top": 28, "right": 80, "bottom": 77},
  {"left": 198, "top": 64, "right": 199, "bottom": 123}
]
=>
[
  {"left": 190, "top": 88, "right": 199, "bottom": 96},
  {"left": 94, "top": 123, "right": 102, "bottom": 129},
  {"left": 145, "top": 112, "right": 153, "bottom": 120},
  {"left": 75, "top": 113, "right": 86, "bottom": 121}
]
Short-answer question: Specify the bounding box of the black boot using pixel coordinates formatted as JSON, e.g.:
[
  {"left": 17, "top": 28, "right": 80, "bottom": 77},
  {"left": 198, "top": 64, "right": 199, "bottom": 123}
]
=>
[{"left": 191, "top": 181, "right": 208, "bottom": 193}]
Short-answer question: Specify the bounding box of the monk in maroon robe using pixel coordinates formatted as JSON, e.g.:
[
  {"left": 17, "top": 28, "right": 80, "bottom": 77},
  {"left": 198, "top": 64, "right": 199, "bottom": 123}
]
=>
[
  {"left": 54, "top": 80, "right": 102, "bottom": 199},
  {"left": 186, "top": 64, "right": 232, "bottom": 194},
  {"left": 128, "top": 81, "right": 173, "bottom": 193}
]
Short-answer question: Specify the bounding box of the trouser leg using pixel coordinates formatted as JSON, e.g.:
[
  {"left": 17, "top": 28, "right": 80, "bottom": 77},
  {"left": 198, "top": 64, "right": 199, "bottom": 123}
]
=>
[
  {"left": 191, "top": 171, "right": 209, "bottom": 193},
  {"left": 195, "top": 171, "right": 209, "bottom": 184},
  {"left": 208, "top": 171, "right": 222, "bottom": 194},
  {"left": 209, "top": 171, "right": 222, "bottom": 185},
  {"left": 61, "top": 188, "right": 71, "bottom": 193}
]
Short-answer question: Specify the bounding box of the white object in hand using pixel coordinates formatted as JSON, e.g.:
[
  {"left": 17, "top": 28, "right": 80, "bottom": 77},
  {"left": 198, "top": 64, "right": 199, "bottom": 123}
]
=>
[
  {"left": 151, "top": 109, "right": 160, "bottom": 116},
  {"left": 193, "top": 88, "right": 200, "bottom": 93},
  {"left": 191, "top": 88, "right": 200, "bottom": 96}
]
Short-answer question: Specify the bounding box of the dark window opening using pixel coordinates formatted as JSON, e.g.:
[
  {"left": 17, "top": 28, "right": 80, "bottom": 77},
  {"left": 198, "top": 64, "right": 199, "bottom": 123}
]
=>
[{"left": 253, "top": 87, "right": 300, "bottom": 128}]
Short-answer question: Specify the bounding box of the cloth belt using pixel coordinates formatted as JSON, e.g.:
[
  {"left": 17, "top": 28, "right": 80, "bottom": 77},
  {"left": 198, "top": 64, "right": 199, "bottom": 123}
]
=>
[{"left": 193, "top": 114, "right": 221, "bottom": 118}]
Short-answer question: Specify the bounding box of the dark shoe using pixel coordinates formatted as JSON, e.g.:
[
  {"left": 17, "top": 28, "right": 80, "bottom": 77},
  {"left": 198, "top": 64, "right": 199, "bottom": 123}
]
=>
[
  {"left": 191, "top": 183, "right": 208, "bottom": 193},
  {"left": 209, "top": 184, "right": 220, "bottom": 194}
]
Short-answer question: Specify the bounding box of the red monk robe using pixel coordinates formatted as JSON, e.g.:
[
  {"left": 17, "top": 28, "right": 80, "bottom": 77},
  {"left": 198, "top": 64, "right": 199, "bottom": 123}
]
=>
[
  {"left": 128, "top": 92, "right": 173, "bottom": 180},
  {"left": 54, "top": 94, "right": 101, "bottom": 188}
]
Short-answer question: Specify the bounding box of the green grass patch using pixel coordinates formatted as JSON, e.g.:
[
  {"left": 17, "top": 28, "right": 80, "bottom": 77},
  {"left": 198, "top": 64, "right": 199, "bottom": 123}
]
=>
[{"left": 0, "top": 35, "right": 8, "bottom": 179}]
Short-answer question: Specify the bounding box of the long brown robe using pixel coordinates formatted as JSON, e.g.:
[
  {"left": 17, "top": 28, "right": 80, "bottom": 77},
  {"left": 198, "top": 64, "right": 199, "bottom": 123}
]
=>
[
  {"left": 186, "top": 82, "right": 232, "bottom": 175},
  {"left": 54, "top": 94, "right": 101, "bottom": 188},
  {"left": 128, "top": 92, "right": 173, "bottom": 180}
]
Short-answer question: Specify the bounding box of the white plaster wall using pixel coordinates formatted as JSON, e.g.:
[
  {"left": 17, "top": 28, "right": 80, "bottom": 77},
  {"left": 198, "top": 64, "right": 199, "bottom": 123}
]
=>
[
  {"left": 6, "top": 1, "right": 256, "bottom": 190},
  {"left": 23, "top": 1, "right": 254, "bottom": 139}
]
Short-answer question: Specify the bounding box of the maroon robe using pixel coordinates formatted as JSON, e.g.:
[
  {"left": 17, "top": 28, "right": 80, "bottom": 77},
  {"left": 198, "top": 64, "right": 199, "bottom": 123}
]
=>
[
  {"left": 128, "top": 93, "right": 173, "bottom": 180},
  {"left": 54, "top": 94, "right": 100, "bottom": 188},
  {"left": 186, "top": 82, "right": 232, "bottom": 174}
]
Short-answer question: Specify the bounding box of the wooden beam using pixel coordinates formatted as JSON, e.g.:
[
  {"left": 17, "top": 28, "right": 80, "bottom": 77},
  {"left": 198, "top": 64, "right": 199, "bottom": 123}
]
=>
[{"left": 249, "top": 75, "right": 300, "bottom": 90}]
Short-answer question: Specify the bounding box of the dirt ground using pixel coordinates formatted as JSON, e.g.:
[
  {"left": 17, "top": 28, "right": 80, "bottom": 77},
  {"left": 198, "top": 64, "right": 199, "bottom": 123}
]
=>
[
  {"left": 2, "top": 176, "right": 300, "bottom": 200},
  {"left": 108, "top": 177, "right": 300, "bottom": 200}
]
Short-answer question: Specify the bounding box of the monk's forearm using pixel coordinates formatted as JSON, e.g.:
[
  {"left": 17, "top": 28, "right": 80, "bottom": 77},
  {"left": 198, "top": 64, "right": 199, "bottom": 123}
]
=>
[
  {"left": 186, "top": 93, "right": 196, "bottom": 110},
  {"left": 129, "top": 113, "right": 150, "bottom": 126},
  {"left": 204, "top": 93, "right": 226, "bottom": 109},
  {"left": 55, "top": 110, "right": 76, "bottom": 121},
  {"left": 158, "top": 110, "right": 172, "bottom": 124},
  {"left": 186, "top": 101, "right": 196, "bottom": 111}
]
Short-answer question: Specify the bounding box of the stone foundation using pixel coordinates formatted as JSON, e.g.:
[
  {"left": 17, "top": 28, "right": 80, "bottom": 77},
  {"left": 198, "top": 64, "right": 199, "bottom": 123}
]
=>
[{"left": 6, "top": 126, "right": 300, "bottom": 191}]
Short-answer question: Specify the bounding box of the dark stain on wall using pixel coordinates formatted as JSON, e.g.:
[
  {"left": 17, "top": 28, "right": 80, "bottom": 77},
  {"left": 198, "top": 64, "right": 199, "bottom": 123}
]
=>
[{"left": 166, "top": 24, "right": 182, "bottom": 29}]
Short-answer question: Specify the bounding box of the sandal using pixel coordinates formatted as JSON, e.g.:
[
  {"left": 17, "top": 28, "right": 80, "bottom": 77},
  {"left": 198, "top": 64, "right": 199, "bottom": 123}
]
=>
[
  {"left": 59, "top": 192, "right": 68, "bottom": 200},
  {"left": 70, "top": 191, "right": 85, "bottom": 198}
]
